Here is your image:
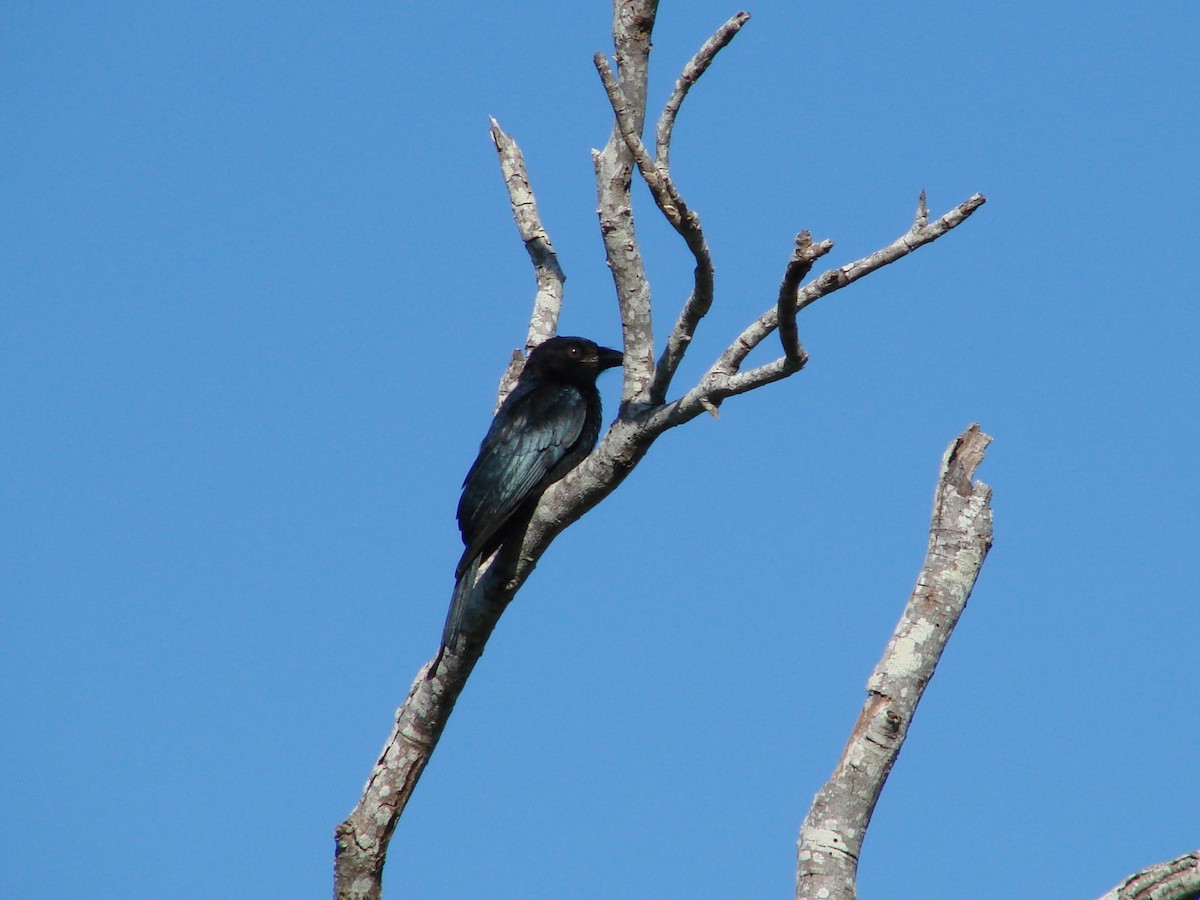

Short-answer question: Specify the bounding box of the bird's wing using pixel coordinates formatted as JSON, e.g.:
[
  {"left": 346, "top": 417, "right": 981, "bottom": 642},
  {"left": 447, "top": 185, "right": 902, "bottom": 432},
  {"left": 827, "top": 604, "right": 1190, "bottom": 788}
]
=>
[{"left": 457, "top": 382, "right": 588, "bottom": 570}]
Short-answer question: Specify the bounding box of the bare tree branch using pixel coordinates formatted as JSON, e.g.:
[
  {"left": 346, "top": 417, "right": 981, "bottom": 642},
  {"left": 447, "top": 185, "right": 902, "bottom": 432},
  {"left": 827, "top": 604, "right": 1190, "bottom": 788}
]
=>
[
  {"left": 488, "top": 118, "right": 565, "bottom": 354},
  {"left": 486, "top": 118, "right": 565, "bottom": 403},
  {"left": 636, "top": 193, "right": 982, "bottom": 435},
  {"left": 333, "top": 660, "right": 465, "bottom": 900},
  {"left": 594, "top": 53, "right": 684, "bottom": 225},
  {"left": 724, "top": 192, "right": 986, "bottom": 378},
  {"left": 595, "top": 51, "right": 715, "bottom": 404},
  {"left": 593, "top": 0, "right": 660, "bottom": 405},
  {"left": 599, "top": 13, "right": 752, "bottom": 404},
  {"left": 656, "top": 11, "right": 751, "bottom": 170},
  {"left": 776, "top": 230, "right": 820, "bottom": 363},
  {"left": 1098, "top": 850, "right": 1200, "bottom": 900},
  {"left": 796, "top": 425, "right": 994, "bottom": 900}
]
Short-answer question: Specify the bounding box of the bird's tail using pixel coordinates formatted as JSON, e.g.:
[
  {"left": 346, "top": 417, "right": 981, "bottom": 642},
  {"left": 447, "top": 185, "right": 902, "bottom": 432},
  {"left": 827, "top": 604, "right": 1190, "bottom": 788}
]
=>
[{"left": 440, "top": 554, "right": 480, "bottom": 655}]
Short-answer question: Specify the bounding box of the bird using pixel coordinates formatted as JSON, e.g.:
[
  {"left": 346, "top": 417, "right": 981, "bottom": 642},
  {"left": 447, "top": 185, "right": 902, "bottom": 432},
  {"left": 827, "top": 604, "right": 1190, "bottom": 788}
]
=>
[{"left": 439, "top": 336, "right": 623, "bottom": 657}]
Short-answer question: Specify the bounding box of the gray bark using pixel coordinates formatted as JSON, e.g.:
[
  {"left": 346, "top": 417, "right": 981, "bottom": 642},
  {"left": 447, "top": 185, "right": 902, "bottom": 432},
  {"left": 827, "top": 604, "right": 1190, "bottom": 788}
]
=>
[
  {"left": 796, "top": 425, "right": 994, "bottom": 899},
  {"left": 1098, "top": 851, "right": 1200, "bottom": 900}
]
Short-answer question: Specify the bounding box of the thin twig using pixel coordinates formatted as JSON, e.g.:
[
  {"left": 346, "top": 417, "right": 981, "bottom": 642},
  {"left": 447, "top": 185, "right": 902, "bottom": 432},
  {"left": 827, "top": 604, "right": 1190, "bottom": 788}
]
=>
[
  {"left": 648, "top": 13, "right": 749, "bottom": 400},
  {"left": 657, "top": 11, "right": 750, "bottom": 170},
  {"left": 796, "top": 425, "right": 994, "bottom": 900},
  {"left": 913, "top": 188, "right": 929, "bottom": 228}
]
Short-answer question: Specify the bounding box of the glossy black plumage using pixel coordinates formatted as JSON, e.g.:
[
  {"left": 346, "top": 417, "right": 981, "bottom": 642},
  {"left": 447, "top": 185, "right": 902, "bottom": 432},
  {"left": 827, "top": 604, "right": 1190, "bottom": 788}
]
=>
[{"left": 440, "top": 336, "right": 623, "bottom": 652}]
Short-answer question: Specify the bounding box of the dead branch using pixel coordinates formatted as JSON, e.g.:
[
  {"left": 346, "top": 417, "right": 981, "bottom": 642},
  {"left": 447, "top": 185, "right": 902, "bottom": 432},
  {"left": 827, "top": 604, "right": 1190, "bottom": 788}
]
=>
[
  {"left": 796, "top": 425, "right": 994, "bottom": 900},
  {"left": 595, "top": 48, "right": 715, "bottom": 403},
  {"left": 592, "top": 0, "right": 660, "bottom": 405},
  {"left": 636, "top": 193, "right": 982, "bottom": 435},
  {"left": 488, "top": 118, "right": 564, "bottom": 355},
  {"left": 1098, "top": 850, "right": 1200, "bottom": 900},
  {"left": 657, "top": 11, "right": 750, "bottom": 169},
  {"left": 776, "top": 230, "right": 820, "bottom": 363}
]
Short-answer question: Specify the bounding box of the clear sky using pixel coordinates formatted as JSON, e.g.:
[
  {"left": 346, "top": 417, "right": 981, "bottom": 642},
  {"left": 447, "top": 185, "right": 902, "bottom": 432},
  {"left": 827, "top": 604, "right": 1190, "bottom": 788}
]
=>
[{"left": 4, "top": 3, "right": 1197, "bottom": 898}]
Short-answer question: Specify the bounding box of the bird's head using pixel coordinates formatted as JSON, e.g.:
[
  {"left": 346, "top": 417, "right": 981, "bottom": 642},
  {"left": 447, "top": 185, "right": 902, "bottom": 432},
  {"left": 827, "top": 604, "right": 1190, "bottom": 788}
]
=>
[{"left": 524, "top": 336, "right": 624, "bottom": 384}]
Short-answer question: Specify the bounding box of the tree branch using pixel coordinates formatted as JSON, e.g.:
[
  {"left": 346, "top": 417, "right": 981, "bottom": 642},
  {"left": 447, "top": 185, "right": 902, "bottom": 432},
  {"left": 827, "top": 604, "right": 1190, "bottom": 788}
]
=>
[
  {"left": 333, "top": 658, "right": 469, "bottom": 900},
  {"left": 594, "top": 0, "right": 660, "bottom": 405},
  {"left": 776, "top": 230, "right": 821, "bottom": 364},
  {"left": 597, "top": 13, "right": 749, "bottom": 404},
  {"left": 1098, "top": 850, "right": 1200, "bottom": 900},
  {"left": 593, "top": 53, "right": 685, "bottom": 226},
  {"left": 656, "top": 11, "right": 750, "bottom": 170},
  {"left": 595, "top": 51, "right": 715, "bottom": 405},
  {"left": 648, "top": 11, "right": 747, "bottom": 402},
  {"left": 485, "top": 118, "right": 566, "bottom": 403},
  {"left": 722, "top": 192, "right": 986, "bottom": 379},
  {"left": 488, "top": 117, "right": 565, "bottom": 354},
  {"left": 796, "top": 424, "right": 994, "bottom": 900},
  {"left": 638, "top": 193, "right": 981, "bottom": 435}
]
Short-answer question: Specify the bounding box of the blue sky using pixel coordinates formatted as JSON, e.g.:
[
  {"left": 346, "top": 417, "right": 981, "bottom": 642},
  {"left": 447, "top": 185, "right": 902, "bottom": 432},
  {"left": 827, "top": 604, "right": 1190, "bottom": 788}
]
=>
[{"left": 3, "top": 3, "right": 1197, "bottom": 898}]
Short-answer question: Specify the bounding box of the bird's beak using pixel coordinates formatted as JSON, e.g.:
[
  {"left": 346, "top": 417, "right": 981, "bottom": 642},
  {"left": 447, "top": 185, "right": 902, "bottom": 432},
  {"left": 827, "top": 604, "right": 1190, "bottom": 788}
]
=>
[{"left": 596, "top": 346, "right": 624, "bottom": 370}]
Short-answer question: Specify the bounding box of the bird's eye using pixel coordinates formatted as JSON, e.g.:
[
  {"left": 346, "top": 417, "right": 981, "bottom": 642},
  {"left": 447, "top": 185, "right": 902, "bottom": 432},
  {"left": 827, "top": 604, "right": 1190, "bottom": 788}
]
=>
[{"left": 568, "top": 344, "right": 581, "bottom": 356}]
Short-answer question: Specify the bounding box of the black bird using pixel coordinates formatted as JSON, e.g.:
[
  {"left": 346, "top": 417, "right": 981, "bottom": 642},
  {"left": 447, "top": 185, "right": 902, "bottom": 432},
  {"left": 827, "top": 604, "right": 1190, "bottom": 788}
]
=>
[{"left": 440, "top": 336, "right": 623, "bottom": 654}]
